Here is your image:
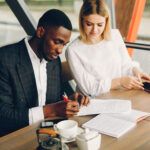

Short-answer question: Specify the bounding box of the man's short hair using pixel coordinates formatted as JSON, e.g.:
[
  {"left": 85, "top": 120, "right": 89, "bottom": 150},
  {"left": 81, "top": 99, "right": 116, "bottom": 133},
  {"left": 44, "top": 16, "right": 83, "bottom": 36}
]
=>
[{"left": 38, "top": 9, "right": 72, "bottom": 31}]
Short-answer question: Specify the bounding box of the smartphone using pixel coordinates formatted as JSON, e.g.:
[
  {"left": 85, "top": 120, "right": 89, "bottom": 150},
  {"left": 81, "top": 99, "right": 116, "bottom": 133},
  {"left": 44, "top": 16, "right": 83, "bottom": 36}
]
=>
[
  {"left": 143, "top": 82, "right": 150, "bottom": 93},
  {"left": 40, "top": 121, "right": 54, "bottom": 128},
  {"left": 41, "top": 118, "right": 67, "bottom": 128}
]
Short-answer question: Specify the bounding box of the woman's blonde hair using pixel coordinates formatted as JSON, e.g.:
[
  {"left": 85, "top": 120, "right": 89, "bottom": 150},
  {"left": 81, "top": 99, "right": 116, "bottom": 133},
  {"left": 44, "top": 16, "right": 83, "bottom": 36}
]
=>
[{"left": 79, "top": 0, "right": 111, "bottom": 41}]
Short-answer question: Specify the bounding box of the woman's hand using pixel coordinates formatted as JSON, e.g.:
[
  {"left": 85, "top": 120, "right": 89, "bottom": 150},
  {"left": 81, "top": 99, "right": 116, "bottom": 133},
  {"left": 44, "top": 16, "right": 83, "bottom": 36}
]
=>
[
  {"left": 111, "top": 68, "right": 150, "bottom": 91},
  {"left": 132, "top": 67, "right": 150, "bottom": 82},
  {"left": 120, "top": 76, "right": 144, "bottom": 90}
]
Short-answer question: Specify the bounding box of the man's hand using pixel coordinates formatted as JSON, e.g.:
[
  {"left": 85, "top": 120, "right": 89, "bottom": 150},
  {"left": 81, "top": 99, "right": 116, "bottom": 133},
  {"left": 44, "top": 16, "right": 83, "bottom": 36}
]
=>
[
  {"left": 65, "top": 100, "right": 80, "bottom": 117},
  {"left": 69, "top": 92, "right": 89, "bottom": 106},
  {"left": 43, "top": 92, "right": 89, "bottom": 119},
  {"left": 43, "top": 101, "right": 80, "bottom": 118}
]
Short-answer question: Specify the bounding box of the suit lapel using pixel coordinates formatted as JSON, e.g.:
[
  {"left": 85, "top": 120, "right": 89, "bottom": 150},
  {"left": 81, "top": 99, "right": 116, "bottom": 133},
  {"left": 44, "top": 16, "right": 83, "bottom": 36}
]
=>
[
  {"left": 46, "top": 61, "right": 55, "bottom": 101},
  {"left": 16, "top": 40, "right": 38, "bottom": 107},
  {"left": 46, "top": 58, "right": 62, "bottom": 104}
]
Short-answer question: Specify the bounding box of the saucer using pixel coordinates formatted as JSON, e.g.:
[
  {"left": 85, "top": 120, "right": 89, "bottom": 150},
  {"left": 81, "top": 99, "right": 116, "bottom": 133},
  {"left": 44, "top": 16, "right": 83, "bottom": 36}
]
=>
[
  {"left": 61, "top": 127, "right": 84, "bottom": 143},
  {"left": 62, "top": 143, "right": 69, "bottom": 150}
]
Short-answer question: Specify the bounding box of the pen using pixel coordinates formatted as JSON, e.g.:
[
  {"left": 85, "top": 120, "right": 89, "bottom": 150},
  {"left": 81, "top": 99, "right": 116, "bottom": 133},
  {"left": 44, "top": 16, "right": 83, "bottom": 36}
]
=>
[{"left": 63, "top": 93, "right": 69, "bottom": 102}]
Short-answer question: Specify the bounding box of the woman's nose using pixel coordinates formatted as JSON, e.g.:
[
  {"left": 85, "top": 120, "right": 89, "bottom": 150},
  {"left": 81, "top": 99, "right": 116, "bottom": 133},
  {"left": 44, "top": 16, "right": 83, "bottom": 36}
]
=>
[{"left": 92, "top": 25, "right": 98, "bottom": 33}]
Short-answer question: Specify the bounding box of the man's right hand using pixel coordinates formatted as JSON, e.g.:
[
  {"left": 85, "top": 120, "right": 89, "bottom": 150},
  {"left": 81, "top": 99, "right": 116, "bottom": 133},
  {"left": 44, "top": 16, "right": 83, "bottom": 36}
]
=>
[{"left": 43, "top": 101, "right": 79, "bottom": 119}]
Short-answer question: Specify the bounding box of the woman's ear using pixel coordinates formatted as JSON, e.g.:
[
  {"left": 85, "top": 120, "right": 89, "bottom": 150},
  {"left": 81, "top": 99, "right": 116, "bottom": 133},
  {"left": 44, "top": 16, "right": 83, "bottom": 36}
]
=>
[{"left": 36, "top": 27, "right": 45, "bottom": 38}]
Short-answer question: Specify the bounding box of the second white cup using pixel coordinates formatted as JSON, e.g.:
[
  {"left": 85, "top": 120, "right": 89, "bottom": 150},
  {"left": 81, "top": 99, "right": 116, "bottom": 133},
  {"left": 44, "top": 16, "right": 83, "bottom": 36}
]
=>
[{"left": 76, "top": 130, "right": 101, "bottom": 150}]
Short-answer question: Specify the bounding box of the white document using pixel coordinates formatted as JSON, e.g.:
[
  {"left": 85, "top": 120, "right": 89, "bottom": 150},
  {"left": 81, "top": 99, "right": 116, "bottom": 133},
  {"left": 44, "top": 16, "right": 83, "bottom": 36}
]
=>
[
  {"left": 109, "top": 109, "right": 150, "bottom": 123},
  {"left": 77, "top": 99, "right": 131, "bottom": 116},
  {"left": 82, "top": 109, "right": 150, "bottom": 138}
]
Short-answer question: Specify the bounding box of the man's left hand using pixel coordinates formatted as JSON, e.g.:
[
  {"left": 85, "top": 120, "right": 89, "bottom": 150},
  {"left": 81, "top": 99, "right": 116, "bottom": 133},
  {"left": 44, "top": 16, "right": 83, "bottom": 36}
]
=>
[{"left": 69, "top": 92, "right": 89, "bottom": 106}]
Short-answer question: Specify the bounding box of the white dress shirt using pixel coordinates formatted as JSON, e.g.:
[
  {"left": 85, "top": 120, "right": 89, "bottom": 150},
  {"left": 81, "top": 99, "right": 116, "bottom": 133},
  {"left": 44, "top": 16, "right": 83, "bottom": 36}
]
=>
[
  {"left": 24, "top": 37, "right": 47, "bottom": 125},
  {"left": 66, "top": 29, "right": 140, "bottom": 97}
]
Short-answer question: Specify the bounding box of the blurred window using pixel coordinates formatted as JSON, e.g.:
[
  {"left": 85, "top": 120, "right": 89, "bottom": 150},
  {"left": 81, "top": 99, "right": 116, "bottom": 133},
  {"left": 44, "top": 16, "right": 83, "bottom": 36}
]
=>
[
  {"left": 133, "top": 0, "right": 150, "bottom": 74},
  {"left": 0, "top": 0, "right": 149, "bottom": 72},
  {"left": 0, "top": 1, "right": 26, "bottom": 46}
]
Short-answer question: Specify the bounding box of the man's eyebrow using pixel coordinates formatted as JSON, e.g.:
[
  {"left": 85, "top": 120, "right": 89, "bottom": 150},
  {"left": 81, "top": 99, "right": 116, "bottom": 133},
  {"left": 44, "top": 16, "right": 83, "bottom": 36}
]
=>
[
  {"left": 54, "top": 38, "right": 64, "bottom": 43},
  {"left": 54, "top": 39, "right": 70, "bottom": 45}
]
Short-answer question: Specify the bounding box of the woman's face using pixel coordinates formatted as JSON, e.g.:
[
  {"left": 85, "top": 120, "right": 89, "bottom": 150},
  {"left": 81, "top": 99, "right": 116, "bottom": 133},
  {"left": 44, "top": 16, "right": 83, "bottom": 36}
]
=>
[{"left": 83, "top": 14, "right": 106, "bottom": 43}]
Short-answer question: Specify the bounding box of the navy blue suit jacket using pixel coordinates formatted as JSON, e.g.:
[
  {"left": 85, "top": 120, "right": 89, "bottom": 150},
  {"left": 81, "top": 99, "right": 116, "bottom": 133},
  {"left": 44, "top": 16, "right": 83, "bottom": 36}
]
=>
[{"left": 0, "top": 39, "right": 63, "bottom": 136}]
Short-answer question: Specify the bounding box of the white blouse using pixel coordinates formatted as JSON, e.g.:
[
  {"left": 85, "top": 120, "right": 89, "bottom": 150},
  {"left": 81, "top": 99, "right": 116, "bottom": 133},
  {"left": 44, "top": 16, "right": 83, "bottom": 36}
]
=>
[{"left": 66, "top": 29, "right": 139, "bottom": 97}]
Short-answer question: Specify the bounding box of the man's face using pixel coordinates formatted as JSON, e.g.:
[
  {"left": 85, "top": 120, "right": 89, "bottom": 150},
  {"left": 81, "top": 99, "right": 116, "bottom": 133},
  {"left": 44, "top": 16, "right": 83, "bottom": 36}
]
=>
[{"left": 39, "top": 26, "right": 71, "bottom": 61}]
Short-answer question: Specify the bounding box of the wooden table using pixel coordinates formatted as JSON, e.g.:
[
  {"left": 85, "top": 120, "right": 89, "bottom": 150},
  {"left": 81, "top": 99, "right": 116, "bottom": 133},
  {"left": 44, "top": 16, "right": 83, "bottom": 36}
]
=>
[{"left": 0, "top": 90, "right": 150, "bottom": 150}]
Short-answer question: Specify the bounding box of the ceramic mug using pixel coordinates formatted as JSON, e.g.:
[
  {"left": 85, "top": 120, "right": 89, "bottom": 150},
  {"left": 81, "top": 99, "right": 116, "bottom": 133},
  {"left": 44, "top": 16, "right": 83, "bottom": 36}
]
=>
[{"left": 54, "top": 120, "right": 78, "bottom": 140}]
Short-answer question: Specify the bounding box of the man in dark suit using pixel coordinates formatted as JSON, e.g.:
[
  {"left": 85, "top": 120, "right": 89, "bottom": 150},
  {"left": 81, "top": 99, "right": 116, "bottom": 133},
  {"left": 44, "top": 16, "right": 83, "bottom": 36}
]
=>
[{"left": 0, "top": 9, "right": 88, "bottom": 136}]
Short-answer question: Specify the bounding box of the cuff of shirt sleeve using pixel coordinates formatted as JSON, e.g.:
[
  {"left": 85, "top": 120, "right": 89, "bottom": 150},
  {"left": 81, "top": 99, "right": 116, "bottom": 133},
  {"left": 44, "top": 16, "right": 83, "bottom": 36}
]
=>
[
  {"left": 29, "top": 106, "right": 44, "bottom": 125},
  {"left": 130, "top": 61, "right": 141, "bottom": 76},
  {"left": 100, "top": 78, "right": 112, "bottom": 93},
  {"left": 93, "top": 78, "right": 111, "bottom": 97}
]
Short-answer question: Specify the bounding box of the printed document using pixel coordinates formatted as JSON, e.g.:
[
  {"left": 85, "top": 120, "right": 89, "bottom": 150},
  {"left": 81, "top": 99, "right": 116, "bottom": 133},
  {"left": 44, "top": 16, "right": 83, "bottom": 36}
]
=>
[
  {"left": 82, "top": 109, "right": 150, "bottom": 138},
  {"left": 77, "top": 99, "right": 131, "bottom": 116}
]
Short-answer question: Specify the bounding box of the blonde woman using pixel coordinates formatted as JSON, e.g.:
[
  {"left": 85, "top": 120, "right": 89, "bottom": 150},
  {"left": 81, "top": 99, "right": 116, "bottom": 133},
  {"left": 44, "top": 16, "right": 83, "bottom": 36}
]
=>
[{"left": 66, "top": 0, "right": 150, "bottom": 97}]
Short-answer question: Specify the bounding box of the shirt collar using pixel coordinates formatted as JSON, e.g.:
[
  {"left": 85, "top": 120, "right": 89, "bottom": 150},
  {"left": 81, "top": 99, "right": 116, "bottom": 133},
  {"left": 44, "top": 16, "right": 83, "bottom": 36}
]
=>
[{"left": 24, "top": 36, "right": 47, "bottom": 63}]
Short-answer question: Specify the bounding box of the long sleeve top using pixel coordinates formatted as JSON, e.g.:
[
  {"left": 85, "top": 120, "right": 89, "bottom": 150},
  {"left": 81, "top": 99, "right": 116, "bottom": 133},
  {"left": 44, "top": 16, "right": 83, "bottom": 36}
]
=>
[{"left": 66, "top": 29, "right": 140, "bottom": 97}]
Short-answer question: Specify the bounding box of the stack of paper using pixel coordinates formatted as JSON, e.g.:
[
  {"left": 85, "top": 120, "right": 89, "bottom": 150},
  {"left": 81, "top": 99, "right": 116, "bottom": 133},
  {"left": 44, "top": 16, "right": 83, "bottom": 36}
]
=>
[
  {"left": 77, "top": 99, "right": 131, "bottom": 116},
  {"left": 82, "top": 109, "right": 150, "bottom": 138}
]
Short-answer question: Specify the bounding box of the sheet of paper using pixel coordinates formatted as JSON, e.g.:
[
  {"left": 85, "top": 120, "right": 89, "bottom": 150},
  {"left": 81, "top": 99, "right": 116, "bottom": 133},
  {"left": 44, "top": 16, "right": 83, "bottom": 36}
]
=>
[
  {"left": 77, "top": 99, "right": 131, "bottom": 116},
  {"left": 109, "top": 109, "right": 150, "bottom": 123},
  {"left": 82, "top": 114, "right": 136, "bottom": 138}
]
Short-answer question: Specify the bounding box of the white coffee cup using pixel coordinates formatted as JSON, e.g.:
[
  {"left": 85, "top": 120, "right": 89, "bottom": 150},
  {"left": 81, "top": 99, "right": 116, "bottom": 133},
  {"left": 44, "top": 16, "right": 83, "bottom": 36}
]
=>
[
  {"left": 76, "top": 129, "right": 101, "bottom": 150},
  {"left": 54, "top": 120, "right": 78, "bottom": 140}
]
